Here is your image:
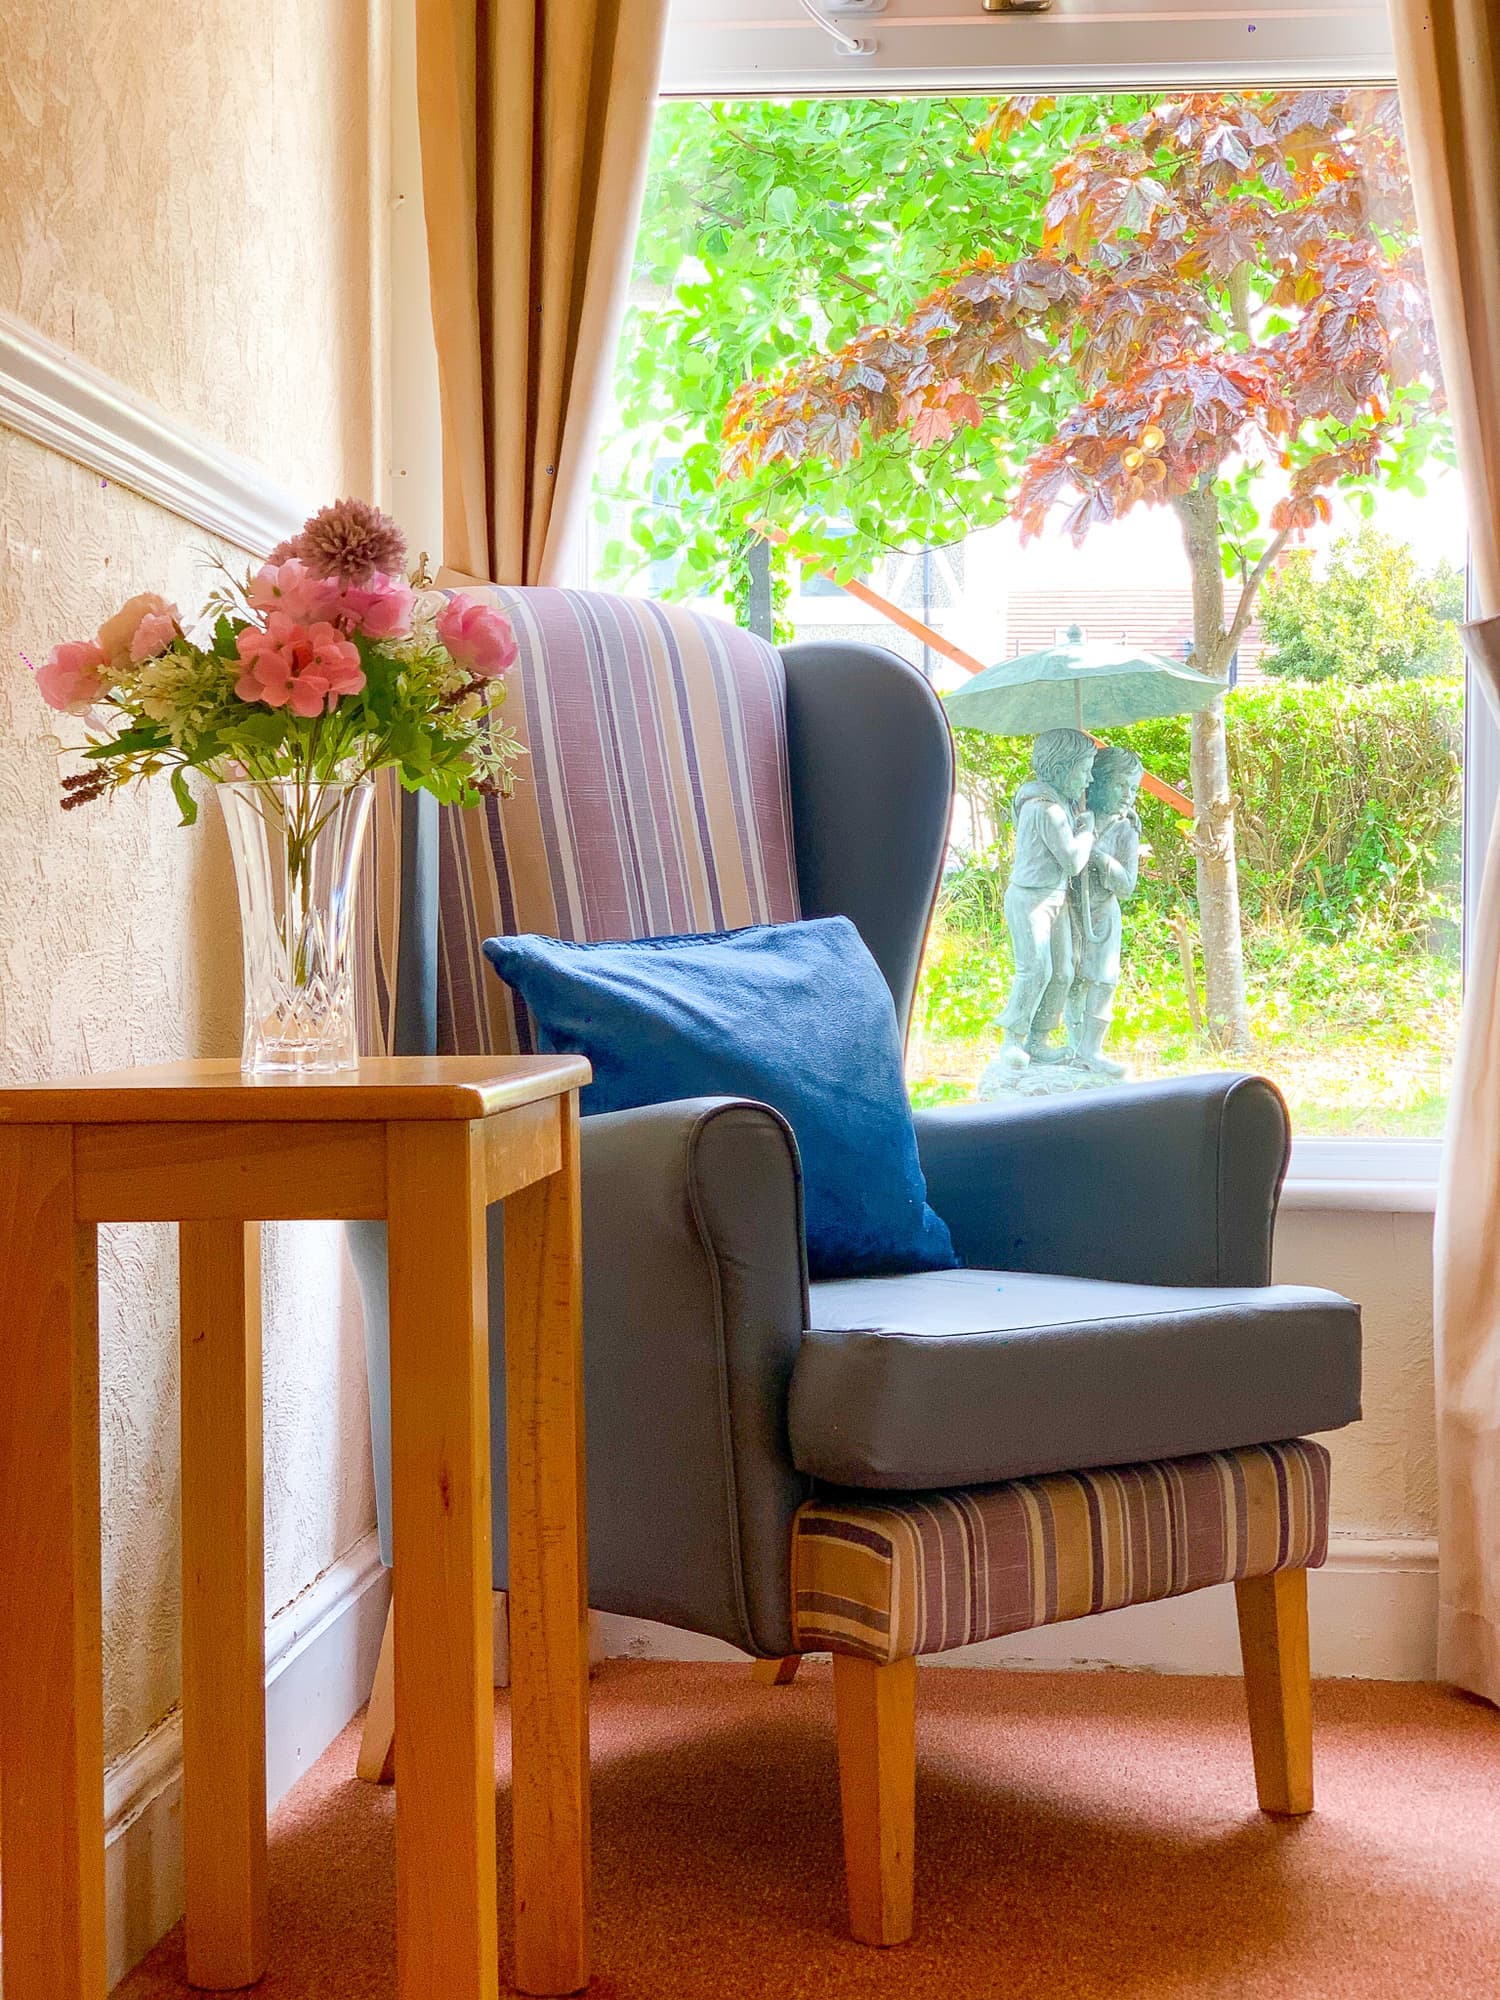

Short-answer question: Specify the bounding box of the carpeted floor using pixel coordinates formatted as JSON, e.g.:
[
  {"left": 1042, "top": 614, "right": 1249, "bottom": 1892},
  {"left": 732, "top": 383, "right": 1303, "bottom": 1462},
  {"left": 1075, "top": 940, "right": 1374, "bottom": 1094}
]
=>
[{"left": 118, "top": 1661, "right": 1500, "bottom": 1998}]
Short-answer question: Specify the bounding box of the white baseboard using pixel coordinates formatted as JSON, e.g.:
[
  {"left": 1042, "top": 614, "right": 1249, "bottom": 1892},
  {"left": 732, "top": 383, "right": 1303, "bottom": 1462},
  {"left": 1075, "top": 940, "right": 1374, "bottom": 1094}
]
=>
[
  {"left": 594, "top": 1537, "right": 1441, "bottom": 1684},
  {"left": 101, "top": 1534, "right": 389, "bottom": 1987},
  {"left": 262, "top": 1535, "right": 391, "bottom": 1806}
]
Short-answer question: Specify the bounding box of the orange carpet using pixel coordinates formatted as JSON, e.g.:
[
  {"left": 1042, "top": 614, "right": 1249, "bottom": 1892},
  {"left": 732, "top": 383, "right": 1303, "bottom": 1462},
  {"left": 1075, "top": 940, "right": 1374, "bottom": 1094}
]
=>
[{"left": 118, "top": 1661, "right": 1500, "bottom": 1998}]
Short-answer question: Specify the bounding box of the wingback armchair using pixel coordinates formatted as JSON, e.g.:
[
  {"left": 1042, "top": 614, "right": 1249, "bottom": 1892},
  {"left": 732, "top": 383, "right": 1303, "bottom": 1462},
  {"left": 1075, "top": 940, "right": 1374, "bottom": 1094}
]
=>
[{"left": 347, "top": 588, "right": 1361, "bottom": 1946}]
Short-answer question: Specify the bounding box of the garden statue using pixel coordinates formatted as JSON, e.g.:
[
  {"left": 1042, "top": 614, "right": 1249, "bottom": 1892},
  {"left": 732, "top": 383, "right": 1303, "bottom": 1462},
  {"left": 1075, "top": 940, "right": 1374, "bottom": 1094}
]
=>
[
  {"left": 1064, "top": 744, "right": 1144, "bottom": 1078},
  {"left": 996, "top": 727, "right": 1097, "bottom": 1073}
]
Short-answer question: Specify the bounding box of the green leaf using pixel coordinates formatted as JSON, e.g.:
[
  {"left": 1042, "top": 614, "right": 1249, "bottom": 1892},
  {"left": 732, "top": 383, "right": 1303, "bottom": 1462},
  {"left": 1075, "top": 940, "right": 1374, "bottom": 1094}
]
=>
[
  {"left": 232, "top": 712, "right": 287, "bottom": 747},
  {"left": 170, "top": 767, "right": 198, "bottom": 827}
]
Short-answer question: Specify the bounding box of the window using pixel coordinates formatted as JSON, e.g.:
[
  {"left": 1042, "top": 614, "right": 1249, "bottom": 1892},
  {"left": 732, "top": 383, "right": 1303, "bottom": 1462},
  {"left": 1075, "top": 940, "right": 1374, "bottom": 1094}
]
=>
[{"left": 587, "top": 70, "right": 1468, "bottom": 1162}]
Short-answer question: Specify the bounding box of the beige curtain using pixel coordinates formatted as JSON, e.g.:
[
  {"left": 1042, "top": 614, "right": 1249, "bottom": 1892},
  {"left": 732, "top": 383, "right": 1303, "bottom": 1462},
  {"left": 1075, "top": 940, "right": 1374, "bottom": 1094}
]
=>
[
  {"left": 1391, "top": 0, "right": 1500, "bottom": 1701},
  {"left": 416, "top": 0, "right": 670, "bottom": 586}
]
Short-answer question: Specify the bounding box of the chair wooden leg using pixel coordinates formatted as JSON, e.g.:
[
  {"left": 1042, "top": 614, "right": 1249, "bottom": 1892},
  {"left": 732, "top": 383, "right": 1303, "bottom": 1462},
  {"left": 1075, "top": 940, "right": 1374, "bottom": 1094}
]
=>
[
  {"left": 1235, "top": 1567, "right": 1313, "bottom": 1816},
  {"left": 752, "top": 1655, "right": 801, "bottom": 1687},
  {"left": 832, "top": 1653, "right": 916, "bottom": 1946},
  {"left": 357, "top": 1597, "right": 397, "bottom": 1785}
]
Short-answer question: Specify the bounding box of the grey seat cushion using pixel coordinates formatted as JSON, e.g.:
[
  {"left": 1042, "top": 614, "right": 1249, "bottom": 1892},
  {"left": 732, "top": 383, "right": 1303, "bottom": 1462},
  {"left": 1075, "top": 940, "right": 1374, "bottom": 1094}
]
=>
[{"left": 790, "top": 1267, "right": 1361, "bottom": 1490}]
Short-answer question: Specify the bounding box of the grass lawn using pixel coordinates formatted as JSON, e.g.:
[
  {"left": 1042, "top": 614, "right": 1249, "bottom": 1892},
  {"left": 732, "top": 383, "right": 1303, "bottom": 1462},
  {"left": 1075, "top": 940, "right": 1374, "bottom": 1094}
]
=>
[{"left": 907, "top": 918, "right": 1458, "bottom": 1139}]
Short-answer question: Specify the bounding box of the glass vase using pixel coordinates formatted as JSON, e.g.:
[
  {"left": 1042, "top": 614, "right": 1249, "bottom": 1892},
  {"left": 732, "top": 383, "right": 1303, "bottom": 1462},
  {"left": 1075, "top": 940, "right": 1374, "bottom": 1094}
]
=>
[{"left": 217, "top": 778, "right": 375, "bottom": 1075}]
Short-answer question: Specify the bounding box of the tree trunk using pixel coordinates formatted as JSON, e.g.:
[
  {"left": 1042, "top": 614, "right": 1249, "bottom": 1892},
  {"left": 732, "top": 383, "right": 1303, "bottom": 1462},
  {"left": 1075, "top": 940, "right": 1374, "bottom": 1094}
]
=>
[
  {"left": 1174, "top": 483, "right": 1252, "bottom": 1054},
  {"left": 745, "top": 534, "right": 775, "bottom": 640}
]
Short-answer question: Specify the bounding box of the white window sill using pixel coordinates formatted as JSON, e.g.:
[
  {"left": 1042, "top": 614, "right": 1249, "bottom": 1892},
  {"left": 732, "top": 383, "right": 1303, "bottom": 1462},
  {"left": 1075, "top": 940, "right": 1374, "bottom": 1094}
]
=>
[{"left": 1281, "top": 1139, "right": 1441, "bottom": 1213}]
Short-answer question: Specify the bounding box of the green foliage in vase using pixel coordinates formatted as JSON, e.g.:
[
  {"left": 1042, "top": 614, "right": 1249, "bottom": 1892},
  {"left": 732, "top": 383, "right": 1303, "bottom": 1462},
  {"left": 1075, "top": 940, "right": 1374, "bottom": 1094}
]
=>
[{"left": 27, "top": 505, "right": 524, "bottom": 825}]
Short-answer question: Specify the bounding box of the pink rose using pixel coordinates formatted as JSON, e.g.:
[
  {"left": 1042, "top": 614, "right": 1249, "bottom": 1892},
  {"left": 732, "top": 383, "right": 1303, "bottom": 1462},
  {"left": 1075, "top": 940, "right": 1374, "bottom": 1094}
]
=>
[
  {"left": 437, "top": 594, "right": 518, "bottom": 680},
  {"left": 35, "top": 638, "right": 109, "bottom": 714},
  {"left": 235, "top": 612, "right": 365, "bottom": 718},
  {"left": 97, "top": 592, "right": 178, "bottom": 671},
  {"left": 248, "top": 559, "right": 342, "bottom": 626},
  {"left": 339, "top": 570, "right": 415, "bottom": 641},
  {"left": 129, "top": 609, "right": 179, "bottom": 663}
]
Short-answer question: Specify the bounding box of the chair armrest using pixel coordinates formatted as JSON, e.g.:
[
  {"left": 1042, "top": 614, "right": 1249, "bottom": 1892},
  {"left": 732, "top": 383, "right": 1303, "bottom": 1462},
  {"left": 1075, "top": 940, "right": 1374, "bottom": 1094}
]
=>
[
  {"left": 913, "top": 1073, "right": 1290, "bottom": 1288},
  {"left": 346, "top": 1095, "right": 811, "bottom": 1660},
  {"left": 579, "top": 1096, "right": 811, "bottom": 1656}
]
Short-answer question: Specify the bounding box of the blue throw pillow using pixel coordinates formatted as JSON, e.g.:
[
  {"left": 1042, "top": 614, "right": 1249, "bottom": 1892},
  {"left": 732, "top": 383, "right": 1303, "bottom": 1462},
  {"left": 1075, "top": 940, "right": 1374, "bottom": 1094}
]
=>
[{"left": 482, "top": 917, "right": 958, "bottom": 1281}]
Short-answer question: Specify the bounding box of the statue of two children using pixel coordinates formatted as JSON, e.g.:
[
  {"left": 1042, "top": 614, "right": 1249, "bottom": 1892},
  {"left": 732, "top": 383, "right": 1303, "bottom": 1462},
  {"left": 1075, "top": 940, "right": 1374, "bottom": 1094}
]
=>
[{"left": 998, "top": 727, "right": 1143, "bottom": 1079}]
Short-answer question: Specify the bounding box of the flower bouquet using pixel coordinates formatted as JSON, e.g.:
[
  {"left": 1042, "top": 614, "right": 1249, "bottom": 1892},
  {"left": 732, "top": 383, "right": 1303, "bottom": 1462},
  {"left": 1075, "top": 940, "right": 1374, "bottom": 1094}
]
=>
[{"left": 30, "top": 499, "right": 521, "bottom": 1073}]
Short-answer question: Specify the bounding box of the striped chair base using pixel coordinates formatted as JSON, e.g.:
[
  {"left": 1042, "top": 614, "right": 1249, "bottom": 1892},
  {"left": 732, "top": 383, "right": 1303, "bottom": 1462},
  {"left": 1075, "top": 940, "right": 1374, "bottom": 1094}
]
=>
[
  {"left": 792, "top": 1439, "right": 1329, "bottom": 1663},
  {"left": 759, "top": 1440, "right": 1327, "bottom": 1946}
]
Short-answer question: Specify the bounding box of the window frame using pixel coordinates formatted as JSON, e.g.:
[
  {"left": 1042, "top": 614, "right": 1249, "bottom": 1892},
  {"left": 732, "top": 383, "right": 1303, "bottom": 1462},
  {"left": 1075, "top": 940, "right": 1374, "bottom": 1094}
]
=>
[
  {"left": 662, "top": 0, "right": 1399, "bottom": 99},
  {"left": 647, "top": 14, "right": 1472, "bottom": 1198}
]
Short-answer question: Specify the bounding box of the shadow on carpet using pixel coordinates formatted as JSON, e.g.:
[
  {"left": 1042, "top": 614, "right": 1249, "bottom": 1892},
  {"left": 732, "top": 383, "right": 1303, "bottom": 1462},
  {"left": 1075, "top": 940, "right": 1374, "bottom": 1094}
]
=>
[{"left": 117, "top": 1660, "right": 1500, "bottom": 1999}]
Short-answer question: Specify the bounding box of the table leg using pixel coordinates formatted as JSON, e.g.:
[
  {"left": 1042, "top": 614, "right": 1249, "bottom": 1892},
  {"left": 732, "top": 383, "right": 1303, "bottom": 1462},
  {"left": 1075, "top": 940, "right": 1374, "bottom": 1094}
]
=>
[
  {"left": 387, "top": 1121, "right": 498, "bottom": 2000},
  {"left": 503, "top": 1096, "right": 590, "bottom": 1996},
  {"left": 0, "top": 1127, "right": 107, "bottom": 1999},
  {"left": 179, "top": 1220, "right": 267, "bottom": 1987}
]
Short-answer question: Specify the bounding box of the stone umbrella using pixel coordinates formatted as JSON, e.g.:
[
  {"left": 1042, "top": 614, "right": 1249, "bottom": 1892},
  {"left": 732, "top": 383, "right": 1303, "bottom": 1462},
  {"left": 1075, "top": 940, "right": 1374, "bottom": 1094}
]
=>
[{"left": 943, "top": 625, "right": 1226, "bottom": 737}]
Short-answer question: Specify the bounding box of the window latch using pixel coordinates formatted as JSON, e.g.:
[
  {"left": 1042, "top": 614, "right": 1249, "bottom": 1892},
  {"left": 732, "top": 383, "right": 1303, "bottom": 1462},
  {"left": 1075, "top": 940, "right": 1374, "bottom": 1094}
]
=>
[{"left": 982, "top": 0, "right": 1053, "bottom": 13}]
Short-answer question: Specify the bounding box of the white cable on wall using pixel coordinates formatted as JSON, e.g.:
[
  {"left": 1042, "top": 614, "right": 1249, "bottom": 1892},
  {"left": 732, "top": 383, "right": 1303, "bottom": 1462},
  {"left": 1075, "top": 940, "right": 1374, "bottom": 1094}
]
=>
[{"left": 795, "top": 0, "right": 875, "bottom": 57}]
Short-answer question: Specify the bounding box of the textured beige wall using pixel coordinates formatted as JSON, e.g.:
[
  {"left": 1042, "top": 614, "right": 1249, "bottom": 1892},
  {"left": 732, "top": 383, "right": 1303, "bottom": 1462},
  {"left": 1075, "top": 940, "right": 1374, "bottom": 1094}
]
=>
[
  {"left": 1276, "top": 1208, "right": 1438, "bottom": 1541},
  {"left": 0, "top": 0, "right": 381, "bottom": 496},
  {"left": 1, "top": 0, "right": 384, "bottom": 1761}
]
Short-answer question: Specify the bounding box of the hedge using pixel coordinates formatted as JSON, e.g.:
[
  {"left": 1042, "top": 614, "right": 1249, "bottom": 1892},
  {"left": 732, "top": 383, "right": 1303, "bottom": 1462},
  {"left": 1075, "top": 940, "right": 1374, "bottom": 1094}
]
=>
[{"left": 951, "top": 676, "right": 1463, "bottom": 946}]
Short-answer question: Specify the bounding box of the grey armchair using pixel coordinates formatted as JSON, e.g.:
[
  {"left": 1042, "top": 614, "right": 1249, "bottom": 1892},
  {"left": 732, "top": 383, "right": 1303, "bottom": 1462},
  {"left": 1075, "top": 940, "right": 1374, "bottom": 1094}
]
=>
[{"left": 348, "top": 588, "right": 1361, "bottom": 1946}]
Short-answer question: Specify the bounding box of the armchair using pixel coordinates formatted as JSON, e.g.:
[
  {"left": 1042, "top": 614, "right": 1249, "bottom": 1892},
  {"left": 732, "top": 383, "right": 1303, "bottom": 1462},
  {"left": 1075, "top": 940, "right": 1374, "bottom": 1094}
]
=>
[{"left": 347, "top": 590, "right": 1361, "bottom": 1945}]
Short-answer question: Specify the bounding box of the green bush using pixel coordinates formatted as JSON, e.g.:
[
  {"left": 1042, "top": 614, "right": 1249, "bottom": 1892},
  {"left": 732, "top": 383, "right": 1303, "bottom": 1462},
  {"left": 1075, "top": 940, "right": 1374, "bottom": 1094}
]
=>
[
  {"left": 950, "top": 675, "right": 1463, "bottom": 949},
  {"left": 1258, "top": 528, "right": 1465, "bottom": 684},
  {"left": 917, "top": 675, "right": 1462, "bottom": 1133}
]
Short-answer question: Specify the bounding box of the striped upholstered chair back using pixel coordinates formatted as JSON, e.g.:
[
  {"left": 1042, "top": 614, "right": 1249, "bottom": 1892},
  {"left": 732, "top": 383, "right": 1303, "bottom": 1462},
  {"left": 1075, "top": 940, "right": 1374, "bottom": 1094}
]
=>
[{"left": 359, "top": 588, "right": 810, "bottom": 1060}]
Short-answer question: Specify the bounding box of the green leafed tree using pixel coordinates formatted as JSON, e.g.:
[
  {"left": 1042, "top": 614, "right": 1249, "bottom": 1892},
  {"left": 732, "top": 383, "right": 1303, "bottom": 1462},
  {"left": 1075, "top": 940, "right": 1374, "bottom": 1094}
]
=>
[
  {"left": 1258, "top": 527, "right": 1465, "bottom": 683},
  {"left": 603, "top": 89, "right": 1452, "bottom": 1051},
  {"left": 599, "top": 94, "right": 1143, "bottom": 600}
]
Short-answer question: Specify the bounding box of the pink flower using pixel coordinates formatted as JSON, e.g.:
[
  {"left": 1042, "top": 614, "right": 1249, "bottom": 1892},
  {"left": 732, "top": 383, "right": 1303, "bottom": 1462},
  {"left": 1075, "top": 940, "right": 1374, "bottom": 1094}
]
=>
[
  {"left": 437, "top": 594, "right": 518, "bottom": 680},
  {"left": 97, "top": 592, "right": 178, "bottom": 671},
  {"left": 129, "top": 609, "right": 179, "bottom": 663},
  {"left": 35, "top": 639, "right": 109, "bottom": 714},
  {"left": 248, "top": 559, "right": 342, "bottom": 626},
  {"left": 285, "top": 498, "right": 407, "bottom": 586},
  {"left": 235, "top": 612, "right": 365, "bottom": 718},
  {"left": 339, "top": 570, "right": 414, "bottom": 641}
]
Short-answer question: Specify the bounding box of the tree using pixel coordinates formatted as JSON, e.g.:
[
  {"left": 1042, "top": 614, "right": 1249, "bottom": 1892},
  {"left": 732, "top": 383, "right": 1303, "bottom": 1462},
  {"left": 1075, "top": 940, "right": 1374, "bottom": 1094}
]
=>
[
  {"left": 1259, "top": 527, "right": 1465, "bottom": 683},
  {"left": 600, "top": 94, "right": 1145, "bottom": 610},
  {"left": 717, "top": 90, "right": 1450, "bottom": 1050}
]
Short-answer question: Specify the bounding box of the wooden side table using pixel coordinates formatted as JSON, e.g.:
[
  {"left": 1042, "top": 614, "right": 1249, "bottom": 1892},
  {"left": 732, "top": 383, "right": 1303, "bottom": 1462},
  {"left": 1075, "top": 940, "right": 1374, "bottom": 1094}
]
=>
[{"left": 0, "top": 1055, "right": 593, "bottom": 2000}]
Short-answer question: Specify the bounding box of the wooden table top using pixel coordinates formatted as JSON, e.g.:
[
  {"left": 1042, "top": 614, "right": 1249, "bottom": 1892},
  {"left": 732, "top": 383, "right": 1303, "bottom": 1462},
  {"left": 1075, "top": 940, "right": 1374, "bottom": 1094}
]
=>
[{"left": 0, "top": 1055, "right": 592, "bottom": 1125}]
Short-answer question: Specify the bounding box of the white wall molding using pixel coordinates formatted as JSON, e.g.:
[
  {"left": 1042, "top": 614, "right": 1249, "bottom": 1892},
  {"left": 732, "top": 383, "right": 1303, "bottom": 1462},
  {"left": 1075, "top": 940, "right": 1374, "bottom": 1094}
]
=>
[
  {"left": 599, "top": 1536, "right": 1440, "bottom": 1685},
  {"left": 1280, "top": 1180, "right": 1438, "bottom": 1214},
  {"left": 101, "top": 1533, "right": 389, "bottom": 1987},
  {"left": 0, "top": 309, "right": 307, "bottom": 558},
  {"left": 1282, "top": 1137, "right": 1443, "bottom": 1212}
]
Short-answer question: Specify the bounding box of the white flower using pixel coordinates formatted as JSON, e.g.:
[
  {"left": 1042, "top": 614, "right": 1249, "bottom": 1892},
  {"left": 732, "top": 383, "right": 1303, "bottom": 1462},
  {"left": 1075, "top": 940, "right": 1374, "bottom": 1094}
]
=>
[
  {"left": 411, "top": 590, "right": 448, "bottom": 641},
  {"left": 133, "top": 647, "right": 228, "bottom": 738}
]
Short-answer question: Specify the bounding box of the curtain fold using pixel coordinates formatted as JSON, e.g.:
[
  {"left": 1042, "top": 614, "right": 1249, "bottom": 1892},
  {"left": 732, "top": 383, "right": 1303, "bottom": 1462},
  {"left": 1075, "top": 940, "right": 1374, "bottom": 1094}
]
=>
[
  {"left": 416, "top": 0, "right": 669, "bottom": 587},
  {"left": 1391, "top": 0, "right": 1500, "bottom": 1701}
]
